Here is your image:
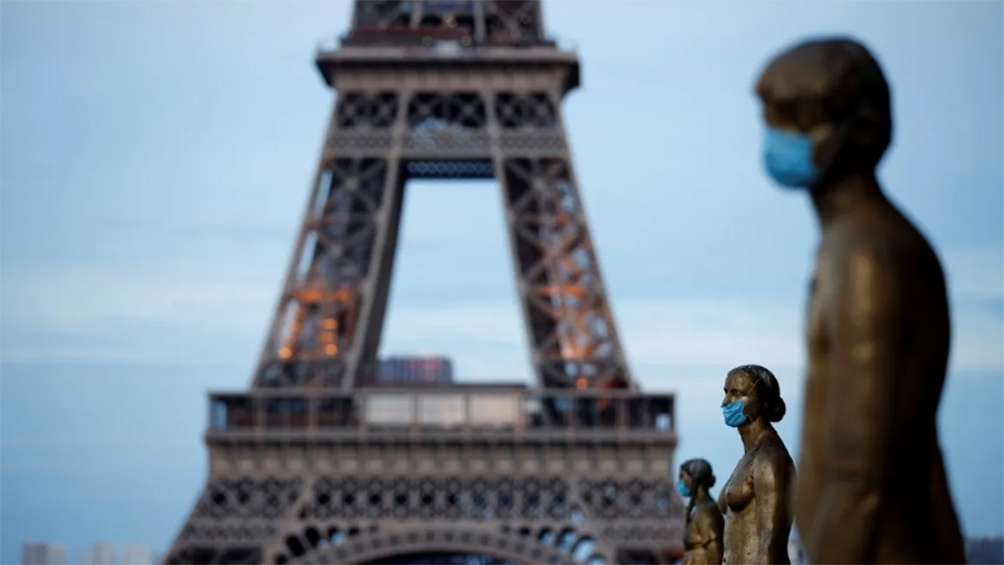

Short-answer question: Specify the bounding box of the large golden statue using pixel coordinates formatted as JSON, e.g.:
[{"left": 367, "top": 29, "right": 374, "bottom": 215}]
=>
[
  {"left": 755, "top": 37, "right": 966, "bottom": 563},
  {"left": 717, "top": 364, "right": 795, "bottom": 564},
  {"left": 678, "top": 458, "right": 724, "bottom": 564}
]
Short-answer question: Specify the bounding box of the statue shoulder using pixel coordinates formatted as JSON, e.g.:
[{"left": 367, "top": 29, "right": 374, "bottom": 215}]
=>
[
  {"left": 691, "top": 500, "right": 724, "bottom": 537},
  {"left": 825, "top": 218, "right": 891, "bottom": 262},
  {"left": 754, "top": 437, "right": 796, "bottom": 487},
  {"left": 819, "top": 221, "right": 901, "bottom": 299},
  {"left": 694, "top": 499, "right": 724, "bottom": 519}
]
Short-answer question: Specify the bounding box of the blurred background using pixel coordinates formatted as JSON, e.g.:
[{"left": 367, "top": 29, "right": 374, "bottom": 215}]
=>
[{"left": 2, "top": 0, "right": 1001, "bottom": 562}]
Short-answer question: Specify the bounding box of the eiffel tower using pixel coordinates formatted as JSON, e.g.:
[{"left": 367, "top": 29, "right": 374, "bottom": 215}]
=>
[{"left": 165, "top": 2, "right": 684, "bottom": 563}]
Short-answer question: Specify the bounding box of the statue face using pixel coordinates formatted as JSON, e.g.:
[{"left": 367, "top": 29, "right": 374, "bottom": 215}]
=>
[
  {"left": 762, "top": 96, "right": 832, "bottom": 134},
  {"left": 761, "top": 94, "right": 864, "bottom": 189},
  {"left": 678, "top": 469, "right": 693, "bottom": 491},
  {"left": 722, "top": 370, "right": 761, "bottom": 423}
]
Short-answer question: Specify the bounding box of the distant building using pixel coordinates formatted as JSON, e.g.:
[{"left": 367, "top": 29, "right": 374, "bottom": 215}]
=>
[
  {"left": 967, "top": 535, "right": 1004, "bottom": 564},
  {"left": 48, "top": 545, "right": 67, "bottom": 565},
  {"left": 22, "top": 543, "right": 47, "bottom": 565},
  {"left": 89, "top": 543, "right": 116, "bottom": 565},
  {"left": 21, "top": 542, "right": 67, "bottom": 565},
  {"left": 121, "top": 544, "right": 153, "bottom": 564},
  {"left": 375, "top": 355, "right": 454, "bottom": 384}
]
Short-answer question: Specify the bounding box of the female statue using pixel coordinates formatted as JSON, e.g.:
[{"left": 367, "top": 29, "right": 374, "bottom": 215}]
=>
[
  {"left": 678, "top": 458, "right": 724, "bottom": 564},
  {"left": 718, "top": 364, "right": 795, "bottom": 564}
]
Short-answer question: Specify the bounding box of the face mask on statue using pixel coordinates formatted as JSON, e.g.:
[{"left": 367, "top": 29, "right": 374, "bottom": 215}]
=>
[
  {"left": 677, "top": 480, "right": 691, "bottom": 498},
  {"left": 763, "top": 127, "right": 821, "bottom": 189},
  {"left": 722, "top": 400, "right": 749, "bottom": 427}
]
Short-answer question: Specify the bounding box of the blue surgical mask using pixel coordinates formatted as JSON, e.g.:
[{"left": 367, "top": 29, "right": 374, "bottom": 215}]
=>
[
  {"left": 677, "top": 480, "right": 691, "bottom": 498},
  {"left": 722, "top": 400, "right": 749, "bottom": 427},
  {"left": 763, "top": 126, "right": 820, "bottom": 189}
]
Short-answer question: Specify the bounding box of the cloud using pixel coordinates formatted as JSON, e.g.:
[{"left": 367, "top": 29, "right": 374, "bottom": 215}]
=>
[
  {"left": 941, "top": 247, "right": 1004, "bottom": 373},
  {"left": 0, "top": 262, "right": 275, "bottom": 364},
  {"left": 950, "top": 307, "right": 1004, "bottom": 373},
  {"left": 384, "top": 296, "right": 804, "bottom": 374},
  {"left": 96, "top": 216, "right": 297, "bottom": 242},
  {"left": 944, "top": 246, "right": 1004, "bottom": 303},
  {"left": 3, "top": 245, "right": 1000, "bottom": 375}
]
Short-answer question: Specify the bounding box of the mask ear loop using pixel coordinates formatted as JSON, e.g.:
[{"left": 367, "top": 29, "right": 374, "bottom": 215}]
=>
[
  {"left": 745, "top": 374, "right": 768, "bottom": 414},
  {"left": 810, "top": 103, "right": 869, "bottom": 185},
  {"left": 744, "top": 374, "right": 764, "bottom": 398}
]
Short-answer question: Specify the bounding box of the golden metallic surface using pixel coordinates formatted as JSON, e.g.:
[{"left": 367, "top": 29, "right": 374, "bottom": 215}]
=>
[
  {"left": 679, "top": 459, "right": 724, "bottom": 565},
  {"left": 756, "top": 37, "right": 966, "bottom": 564},
  {"left": 717, "top": 365, "right": 795, "bottom": 565}
]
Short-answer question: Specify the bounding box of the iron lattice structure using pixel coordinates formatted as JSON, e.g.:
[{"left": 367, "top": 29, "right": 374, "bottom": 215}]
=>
[{"left": 166, "top": 2, "right": 684, "bottom": 563}]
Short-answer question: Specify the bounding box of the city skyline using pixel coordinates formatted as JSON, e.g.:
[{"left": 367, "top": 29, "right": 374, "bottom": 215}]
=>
[
  {"left": 20, "top": 541, "right": 153, "bottom": 565},
  {"left": 2, "top": 1, "right": 1001, "bottom": 561}
]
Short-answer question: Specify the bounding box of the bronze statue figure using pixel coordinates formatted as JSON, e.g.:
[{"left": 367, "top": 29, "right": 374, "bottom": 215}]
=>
[
  {"left": 755, "top": 37, "right": 966, "bottom": 563},
  {"left": 717, "top": 364, "right": 795, "bottom": 564},
  {"left": 679, "top": 458, "right": 724, "bottom": 564}
]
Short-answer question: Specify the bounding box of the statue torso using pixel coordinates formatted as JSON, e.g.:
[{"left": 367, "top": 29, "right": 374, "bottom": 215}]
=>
[
  {"left": 796, "top": 204, "right": 964, "bottom": 562},
  {"left": 720, "top": 436, "right": 793, "bottom": 564},
  {"left": 684, "top": 499, "right": 724, "bottom": 565}
]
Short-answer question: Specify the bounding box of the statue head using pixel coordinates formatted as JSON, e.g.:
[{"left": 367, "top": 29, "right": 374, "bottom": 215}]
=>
[
  {"left": 721, "top": 364, "right": 786, "bottom": 427},
  {"left": 754, "top": 37, "right": 893, "bottom": 189},
  {"left": 678, "top": 458, "right": 716, "bottom": 498}
]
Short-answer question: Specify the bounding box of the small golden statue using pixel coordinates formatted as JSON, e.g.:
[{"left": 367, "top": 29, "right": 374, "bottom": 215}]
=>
[
  {"left": 717, "top": 364, "right": 795, "bottom": 564},
  {"left": 678, "top": 458, "right": 724, "bottom": 564}
]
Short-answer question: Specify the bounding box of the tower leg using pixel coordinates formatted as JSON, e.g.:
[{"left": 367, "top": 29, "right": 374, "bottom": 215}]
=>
[
  {"left": 496, "top": 151, "right": 631, "bottom": 389},
  {"left": 489, "top": 88, "right": 632, "bottom": 391},
  {"left": 252, "top": 150, "right": 405, "bottom": 389}
]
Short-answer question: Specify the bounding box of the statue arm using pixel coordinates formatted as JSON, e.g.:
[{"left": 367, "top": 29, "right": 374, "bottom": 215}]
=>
[
  {"left": 686, "top": 506, "right": 722, "bottom": 546},
  {"left": 706, "top": 536, "right": 724, "bottom": 565},
  {"left": 684, "top": 517, "right": 707, "bottom": 547},
  {"left": 808, "top": 243, "right": 899, "bottom": 563},
  {"left": 753, "top": 456, "right": 792, "bottom": 562}
]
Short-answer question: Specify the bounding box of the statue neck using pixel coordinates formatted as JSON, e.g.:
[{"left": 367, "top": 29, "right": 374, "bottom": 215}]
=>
[
  {"left": 738, "top": 417, "right": 774, "bottom": 452},
  {"left": 692, "top": 485, "right": 712, "bottom": 505},
  {"left": 810, "top": 169, "right": 886, "bottom": 229}
]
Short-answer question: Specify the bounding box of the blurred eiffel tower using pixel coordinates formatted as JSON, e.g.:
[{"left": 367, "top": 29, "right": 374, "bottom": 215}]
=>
[{"left": 164, "top": 2, "right": 684, "bottom": 563}]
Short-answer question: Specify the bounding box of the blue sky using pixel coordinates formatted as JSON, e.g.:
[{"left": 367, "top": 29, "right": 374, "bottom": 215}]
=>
[{"left": 1, "top": 0, "right": 1001, "bottom": 560}]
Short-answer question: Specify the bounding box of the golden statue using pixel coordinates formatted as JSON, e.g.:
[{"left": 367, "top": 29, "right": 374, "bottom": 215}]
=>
[
  {"left": 679, "top": 458, "right": 724, "bottom": 564},
  {"left": 717, "top": 364, "right": 795, "bottom": 564},
  {"left": 755, "top": 37, "right": 966, "bottom": 563}
]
